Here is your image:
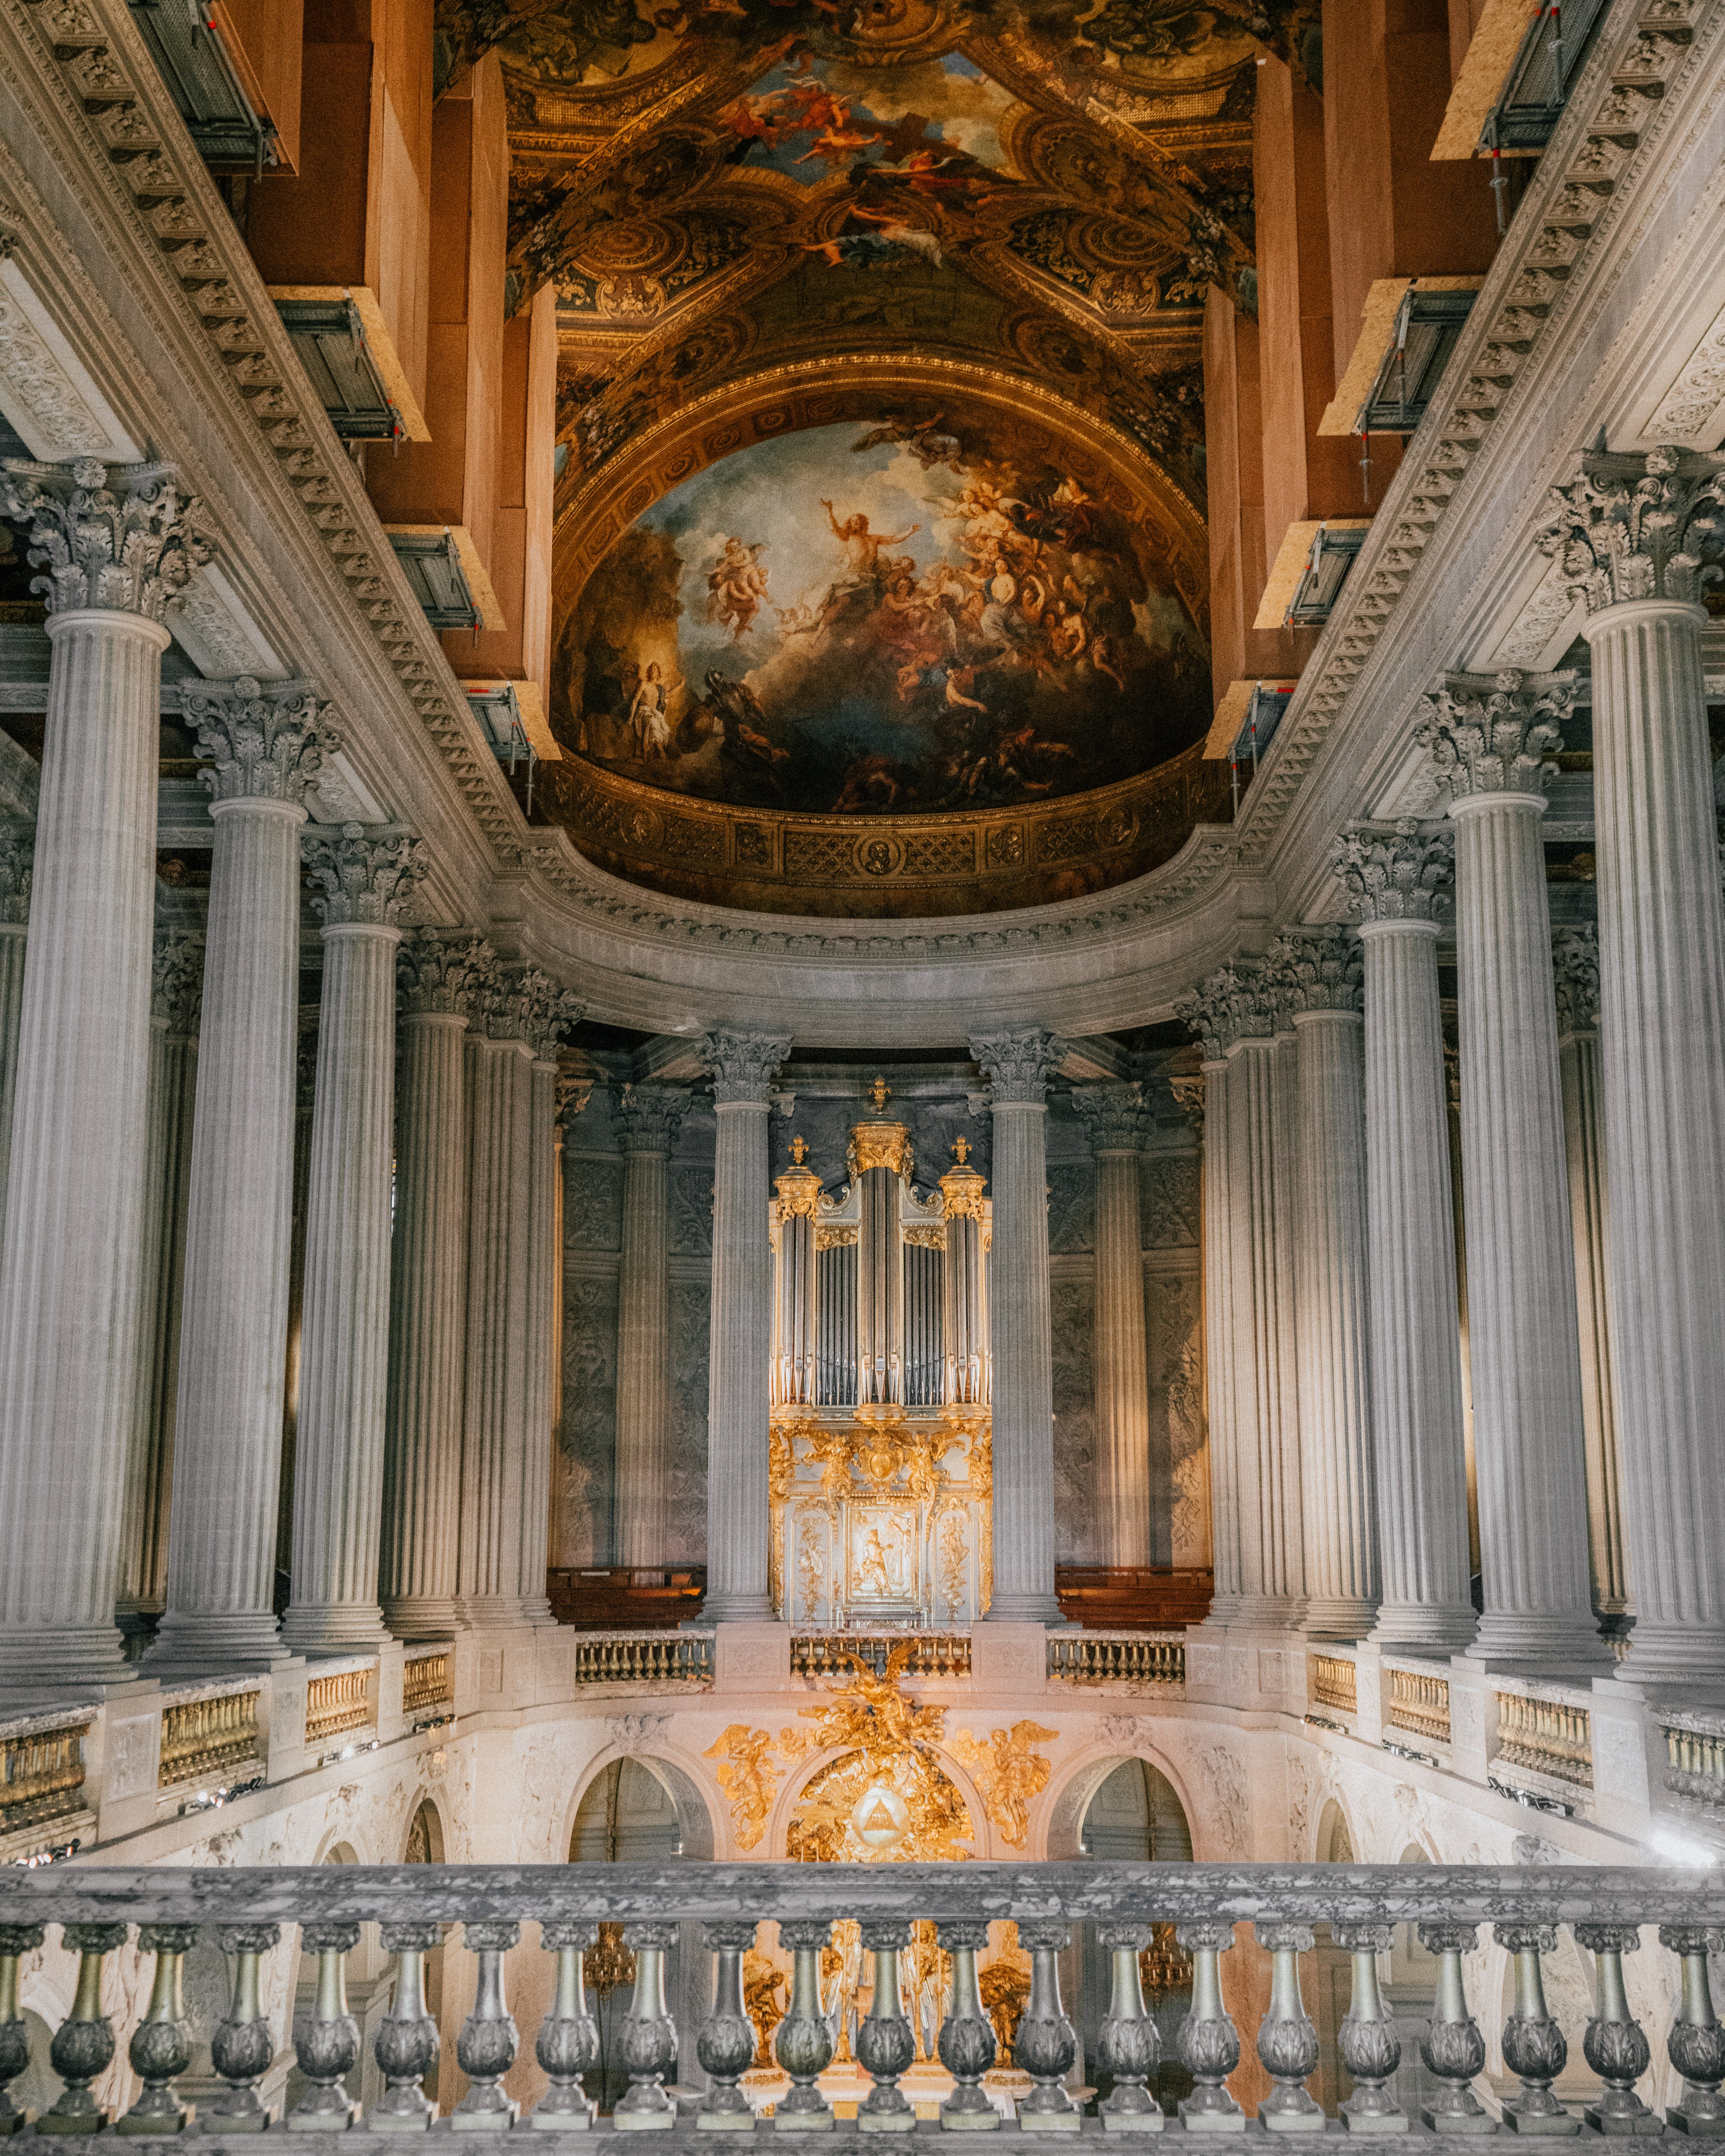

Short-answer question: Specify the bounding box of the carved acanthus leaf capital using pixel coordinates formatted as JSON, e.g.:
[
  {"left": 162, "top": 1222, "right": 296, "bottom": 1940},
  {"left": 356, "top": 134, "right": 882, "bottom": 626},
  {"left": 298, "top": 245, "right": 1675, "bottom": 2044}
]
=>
[
  {"left": 187, "top": 679, "right": 340, "bottom": 806},
  {"left": 303, "top": 823, "right": 427, "bottom": 928},
  {"left": 151, "top": 927, "right": 204, "bottom": 1036},
  {"left": 0, "top": 821, "right": 33, "bottom": 925},
  {"left": 1174, "top": 966, "right": 1275, "bottom": 1060},
  {"left": 1536, "top": 442, "right": 1725, "bottom": 612},
  {"left": 557, "top": 1073, "right": 595, "bottom": 1131},
  {"left": 1416, "top": 670, "right": 1572, "bottom": 803},
  {"left": 1333, "top": 820, "right": 1454, "bottom": 925},
  {"left": 616, "top": 1084, "right": 687, "bottom": 1156},
  {"left": 396, "top": 928, "right": 494, "bottom": 1018},
  {"left": 1, "top": 456, "right": 211, "bottom": 620},
  {"left": 699, "top": 1028, "right": 791, "bottom": 1105},
  {"left": 1072, "top": 1081, "right": 1148, "bottom": 1153},
  {"left": 1265, "top": 926, "right": 1363, "bottom": 1016},
  {"left": 479, "top": 966, "right": 583, "bottom": 1056},
  {"left": 969, "top": 1026, "right": 1066, "bottom": 1103},
  {"left": 1551, "top": 925, "right": 1600, "bottom": 1037}
]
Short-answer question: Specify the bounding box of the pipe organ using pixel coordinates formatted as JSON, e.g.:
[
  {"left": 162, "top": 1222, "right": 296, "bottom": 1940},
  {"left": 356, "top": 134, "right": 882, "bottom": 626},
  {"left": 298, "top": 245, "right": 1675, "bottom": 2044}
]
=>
[{"left": 768, "top": 1094, "right": 993, "bottom": 1628}]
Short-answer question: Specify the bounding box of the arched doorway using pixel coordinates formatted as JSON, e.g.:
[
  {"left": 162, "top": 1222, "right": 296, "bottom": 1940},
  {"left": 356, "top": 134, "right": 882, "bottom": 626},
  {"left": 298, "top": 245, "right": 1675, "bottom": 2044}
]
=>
[
  {"left": 1076, "top": 1760, "right": 1195, "bottom": 2117},
  {"left": 1385, "top": 1843, "right": 1440, "bottom": 2119},
  {"left": 402, "top": 1800, "right": 446, "bottom": 2108},
  {"left": 1307, "top": 1799, "right": 1357, "bottom": 2115}
]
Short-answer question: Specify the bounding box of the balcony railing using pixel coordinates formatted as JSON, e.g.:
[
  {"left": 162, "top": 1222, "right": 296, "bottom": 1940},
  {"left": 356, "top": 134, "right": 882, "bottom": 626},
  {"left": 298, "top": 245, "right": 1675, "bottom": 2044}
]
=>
[
  {"left": 1309, "top": 1653, "right": 1357, "bottom": 1716},
  {"left": 0, "top": 1865, "right": 1721, "bottom": 2139},
  {"left": 792, "top": 1633, "right": 971, "bottom": 1679},
  {"left": 1046, "top": 1632, "right": 1184, "bottom": 1686},
  {"left": 572, "top": 1631, "right": 714, "bottom": 1685},
  {"left": 1387, "top": 1665, "right": 1452, "bottom": 1749}
]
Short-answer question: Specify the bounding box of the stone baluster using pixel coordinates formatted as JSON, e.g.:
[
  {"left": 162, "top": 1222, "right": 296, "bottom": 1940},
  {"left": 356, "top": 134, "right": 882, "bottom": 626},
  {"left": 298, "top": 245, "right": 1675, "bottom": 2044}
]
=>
[
  {"left": 38, "top": 1922, "right": 128, "bottom": 2135},
  {"left": 1416, "top": 1923, "right": 1492, "bottom": 2132},
  {"left": 1536, "top": 445, "right": 1725, "bottom": 1681},
  {"left": 697, "top": 1030, "right": 791, "bottom": 1623},
  {"left": 1418, "top": 672, "right": 1604, "bottom": 1668},
  {"left": 209, "top": 1923, "right": 281, "bottom": 2130},
  {"left": 856, "top": 1919, "right": 916, "bottom": 2131},
  {"left": 455, "top": 1920, "right": 521, "bottom": 2128},
  {"left": 0, "top": 459, "right": 208, "bottom": 1696},
  {"left": 1334, "top": 825, "right": 1477, "bottom": 1651},
  {"left": 968, "top": 1030, "right": 1067, "bottom": 1623},
  {"left": 1174, "top": 1921, "right": 1242, "bottom": 2131},
  {"left": 936, "top": 1919, "right": 999, "bottom": 2131},
  {"left": 1270, "top": 928, "right": 1379, "bottom": 1638},
  {"left": 1576, "top": 1925, "right": 1654, "bottom": 2135},
  {"left": 282, "top": 827, "right": 426, "bottom": 1652},
  {"left": 0, "top": 821, "right": 33, "bottom": 1246},
  {"left": 1493, "top": 1924, "right": 1575, "bottom": 2135},
  {"left": 1096, "top": 1923, "right": 1161, "bottom": 2132},
  {"left": 697, "top": 1922, "right": 759, "bottom": 2132},
  {"left": 369, "top": 1923, "right": 442, "bottom": 2129},
  {"left": 148, "top": 681, "right": 338, "bottom": 1675},
  {"left": 1661, "top": 1926, "right": 1725, "bottom": 2135},
  {"left": 615, "top": 1086, "right": 688, "bottom": 1567},
  {"left": 617, "top": 1923, "right": 679, "bottom": 2129},
  {"left": 382, "top": 933, "right": 492, "bottom": 1637},
  {"left": 0, "top": 1923, "right": 43, "bottom": 2132},
  {"left": 1551, "top": 925, "right": 1630, "bottom": 1626},
  {"left": 1073, "top": 1086, "right": 1153, "bottom": 1571},
  {"left": 1333, "top": 1922, "right": 1403, "bottom": 2131},
  {"left": 121, "top": 1922, "right": 200, "bottom": 2133},
  {"left": 1254, "top": 1923, "right": 1322, "bottom": 2132},
  {"left": 1014, "top": 1919, "right": 1078, "bottom": 2130},
  {"left": 774, "top": 1918, "right": 836, "bottom": 2128},
  {"left": 289, "top": 1923, "right": 362, "bottom": 2130},
  {"left": 533, "top": 1922, "right": 600, "bottom": 2129}
]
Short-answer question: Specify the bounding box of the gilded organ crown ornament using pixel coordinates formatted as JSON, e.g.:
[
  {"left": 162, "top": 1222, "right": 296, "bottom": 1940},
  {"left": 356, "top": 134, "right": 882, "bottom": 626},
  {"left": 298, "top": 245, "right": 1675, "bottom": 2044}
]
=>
[
  {"left": 951, "top": 1138, "right": 970, "bottom": 1165},
  {"left": 869, "top": 1077, "right": 891, "bottom": 1111},
  {"left": 789, "top": 1135, "right": 809, "bottom": 1165},
  {"left": 849, "top": 1118, "right": 912, "bottom": 1180},
  {"left": 0, "top": 456, "right": 211, "bottom": 619},
  {"left": 1536, "top": 442, "right": 1725, "bottom": 612}
]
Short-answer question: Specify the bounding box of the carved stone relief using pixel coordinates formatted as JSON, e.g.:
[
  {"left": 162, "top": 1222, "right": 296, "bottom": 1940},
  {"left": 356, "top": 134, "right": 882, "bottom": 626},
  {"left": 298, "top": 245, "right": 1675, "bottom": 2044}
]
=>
[
  {"left": 560, "top": 1273, "right": 618, "bottom": 1566},
  {"left": 668, "top": 1163, "right": 714, "bottom": 1257},
  {"left": 1142, "top": 1157, "right": 1200, "bottom": 1249},
  {"left": 1046, "top": 1159, "right": 1095, "bottom": 1255},
  {"left": 1050, "top": 1275, "right": 1097, "bottom": 1565},
  {"left": 1150, "top": 1269, "right": 1208, "bottom": 1570},
  {"left": 666, "top": 1279, "right": 711, "bottom": 1563},
  {"left": 566, "top": 1156, "right": 624, "bottom": 1252}
]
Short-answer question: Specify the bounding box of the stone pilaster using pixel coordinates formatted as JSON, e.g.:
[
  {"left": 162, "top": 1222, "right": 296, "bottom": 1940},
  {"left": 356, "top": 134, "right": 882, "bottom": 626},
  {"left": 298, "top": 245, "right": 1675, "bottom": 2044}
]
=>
[
  {"left": 1551, "top": 926, "right": 1629, "bottom": 1623},
  {"left": 1538, "top": 443, "right": 1725, "bottom": 1681},
  {"left": 1073, "top": 1084, "right": 1152, "bottom": 1571},
  {"left": 522, "top": 982, "right": 581, "bottom": 1623},
  {"left": 1418, "top": 672, "right": 1604, "bottom": 1669},
  {"left": 698, "top": 1029, "right": 791, "bottom": 1623},
  {"left": 1269, "top": 927, "right": 1378, "bottom": 1640},
  {"left": 0, "top": 822, "right": 34, "bottom": 1247},
  {"left": 0, "top": 458, "right": 208, "bottom": 1696},
  {"left": 614, "top": 1087, "right": 687, "bottom": 1569},
  {"left": 1335, "top": 823, "right": 1476, "bottom": 1653},
  {"left": 969, "top": 1028, "right": 1066, "bottom": 1624},
  {"left": 382, "top": 931, "right": 492, "bottom": 1638},
  {"left": 281, "top": 826, "right": 427, "bottom": 1653},
  {"left": 149, "top": 679, "right": 336, "bottom": 1676}
]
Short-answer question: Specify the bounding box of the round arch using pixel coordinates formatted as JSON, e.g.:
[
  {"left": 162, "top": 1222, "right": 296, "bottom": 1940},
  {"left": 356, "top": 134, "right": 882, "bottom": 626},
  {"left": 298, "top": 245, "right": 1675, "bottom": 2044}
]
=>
[
  {"left": 1315, "top": 1796, "right": 1356, "bottom": 1865},
  {"left": 564, "top": 1749, "right": 717, "bottom": 1864},
  {"left": 1041, "top": 1745, "right": 1200, "bottom": 1862},
  {"left": 403, "top": 1796, "right": 446, "bottom": 1865},
  {"left": 763, "top": 1743, "right": 994, "bottom": 1863}
]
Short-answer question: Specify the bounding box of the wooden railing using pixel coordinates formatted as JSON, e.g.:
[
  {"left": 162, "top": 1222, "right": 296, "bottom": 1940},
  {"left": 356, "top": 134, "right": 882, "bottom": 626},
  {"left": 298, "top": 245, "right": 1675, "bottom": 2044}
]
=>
[
  {"left": 1045, "top": 1631, "right": 1185, "bottom": 1686},
  {"left": 791, "top": 1633, "right": 971, "bottom": 1679},
  {"left": 572, "top": 1631, "right": 713, "bottom": 1685},
  {"left": 1387, "top": 1666, "right": 1451, "bottom": 1747},
  {"left": 157, "top": 1687, "right": 261, "bottom": 1789}
]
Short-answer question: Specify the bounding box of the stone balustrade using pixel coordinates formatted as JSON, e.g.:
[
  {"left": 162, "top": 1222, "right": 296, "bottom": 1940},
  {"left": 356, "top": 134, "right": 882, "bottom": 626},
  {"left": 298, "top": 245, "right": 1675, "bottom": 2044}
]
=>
[
  {"left": 1662, "top": 1714, "right": 1725, "bottom": 1810},
  {"left": 0, "top": 1864, "right": 1722, "bottom": 2143},
  {"left": 1385, "top": 1664, "right": 1451, "bottom": 1750},
  {"left": 572, "top": 1631, "right": 714, "bottom": 1686},
  {"left": 401, "top": 1647, "right": 453, "bottom": 1723},
  {"left": 304, "top": 1663, "right": 377, "bottom": 1752},
  {"left": 1494, "top": 1689, "right": 1593, "bottom": 1792},
  {"left": 1308, "top": 1653, "right": 1357, "bottom": 1717},
  {"left": 1045, "top": 1633, "right": 1184, "bottom": 1687},
  {"left": 791, "top": 1633, "right": 972, "bottom": 1679},
  {"left": 0, "top": 1711, "right": 90, "bottom": 1858},
  {"left": 156, "top": 1683, "right": 261, "bottom": 1790}
]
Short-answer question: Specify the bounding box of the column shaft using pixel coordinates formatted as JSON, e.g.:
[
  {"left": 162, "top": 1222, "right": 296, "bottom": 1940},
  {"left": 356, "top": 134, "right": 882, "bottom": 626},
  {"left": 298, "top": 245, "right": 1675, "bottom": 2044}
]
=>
[
  {"left": 1092, "top": 1146, "right": 1150, "bottom": 1569},
  {"left": 518, "top": 1056, "right": 559, "bottom": 1622},
  {"left": 615, "top": 1095, "right": 683, "bottom": 1569},
  {"left": 1198, "top": 1059, "right": 1241, "bottom": 1622},
  {"left": 0, "top": 892, "right": 29, "bottom": 1247},
  {"left": 1559, "top": 1023, "right": 1629, "bottom": 1619},
  {"left": 705, "top": 1099, "right": 775, "bottom": 1620}
]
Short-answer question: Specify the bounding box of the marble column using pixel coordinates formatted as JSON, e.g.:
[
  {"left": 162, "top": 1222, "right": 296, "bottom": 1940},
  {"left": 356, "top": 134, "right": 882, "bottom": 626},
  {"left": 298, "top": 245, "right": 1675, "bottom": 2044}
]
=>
[
  {"left": 281, "top": 826, "right": 427, "bottom": 1652},
  {"left": 0, "top": 459, "right": 207, "bottom": 1696},
  {"left": 1073, "top": 1084, "right": 1152, "bottom": 1572},
  {"left": 1271, "top": 927, "right": 1379, "bottom": 1639},
  {"left": 0, "top": 823, "right": 34, "bottom": 1247},
  {"left": 382, "top": 931, "right": 491, "bottom": 1638},
  {"left": 1334, "top": 823, "right": 1476, "bottom": 1652},
  {"left": 1419, "top": 672, "right": 1604, "bottom": 1669},
  {"left": 149, "top": 680, "right": 337, "bottom": 1675},
  {"left": 1189, "top": 1039, "right": 1241, "bottom": 1623},
  {"left": 969, "top": 1029, "right": 1066, "bottom": 1625},
  {"left": 613, "top": 1087, "right": 686, "bottom": 1566},
  {"left": 1539, "top": 443, "right": 1725, "bottom": 1680},
  {"left": 697, "top": 1030, "right": 791, "bottom": 1623},
  {"left": 521, "top": 1014, "right": 577, "bottom": 1624},
  {"left": 1551, "top": 926, "right": 1629, "bottom": 1623}
]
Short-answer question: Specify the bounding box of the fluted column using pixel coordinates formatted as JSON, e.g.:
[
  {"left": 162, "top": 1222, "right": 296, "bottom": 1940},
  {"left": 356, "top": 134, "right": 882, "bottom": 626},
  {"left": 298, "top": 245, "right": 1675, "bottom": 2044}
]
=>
[
  {"left": 0, "top": 824, "right": 34, "bottom": 1247},
  {"left": 969, "top": 1028, "right": 1065, "bottom": 1624},
  {"left": 1419, "top": 673, "right": 1604, "bottom": 1668},
  {"left": 698, "top": 1029, "right": 791, "bottom": 1623},
  {"left": 1193, "top": 1051, "right": 1241, "bottom": 1621},
  {"left": 1551, "top": 927, "right": 1629, "bottom": 1622},
  {"left": 521, "top": 1022, "right": 575, "bottom": 1624},
  {"left": 149, "top": 680, "right": 337, "bottom": 1675},
  {"left": 614, "top": 1088, "right": 687, "bottom": 1566},
  {"left": 0, "top": 459, "right": 207, "bottom": 1696},
  {"left": 1272, "top": 928, "right": 1378, "bottom": 1639},
  {"left": 1335, "top": 824, "right": 1476, "bottom": 1652},
  {"left": 281, "top": 827, "right": 427, "bottom": 1652},
  {"left": 1538, "top": 443, "right": 1725, "bottom": 1681},
  {"left": 1073, "top": 1084, "right": 1152, "bottom": 1570},
  {"left": 382, "top": 932, "right": 490, "bottom": 1638}
]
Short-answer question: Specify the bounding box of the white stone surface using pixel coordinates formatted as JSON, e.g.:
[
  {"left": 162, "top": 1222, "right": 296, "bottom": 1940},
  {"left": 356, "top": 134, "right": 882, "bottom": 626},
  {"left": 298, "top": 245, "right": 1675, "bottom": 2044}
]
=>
[{"left": 1076, "top": 1087, "right": 1151, "bottom": 1572}]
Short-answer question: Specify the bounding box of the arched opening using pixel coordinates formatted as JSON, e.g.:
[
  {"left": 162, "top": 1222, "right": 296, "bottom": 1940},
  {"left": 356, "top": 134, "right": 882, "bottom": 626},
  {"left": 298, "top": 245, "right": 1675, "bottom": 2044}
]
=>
[
  {"left": 1075, "top": 1760, "right": 1195, "bottom": 2117},
  {"left": 1307, "top": 1800, "right": 1358, "bottom": 2115},
  {"left": 403, "top": 1799, "right": 446, "bottom": 2108},
  {"left": 287, "top": 1839, "right": 390, "bottom": 2118},
  {"left": 1385, "top": 1843, "right": 1440, "bottom": 2119}
]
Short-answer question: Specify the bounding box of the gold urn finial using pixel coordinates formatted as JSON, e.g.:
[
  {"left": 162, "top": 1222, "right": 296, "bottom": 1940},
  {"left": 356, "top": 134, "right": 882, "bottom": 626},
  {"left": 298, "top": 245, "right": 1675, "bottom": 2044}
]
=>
[
  {"left": 789, "top": 1134, "right": 809, "bottom": 1165},
  {"left": 868, "top": 1075, "right": 890, "bottom": 1112},
  {"left": 951, "top": 1137, "right": 971, "bottom": 1166}
]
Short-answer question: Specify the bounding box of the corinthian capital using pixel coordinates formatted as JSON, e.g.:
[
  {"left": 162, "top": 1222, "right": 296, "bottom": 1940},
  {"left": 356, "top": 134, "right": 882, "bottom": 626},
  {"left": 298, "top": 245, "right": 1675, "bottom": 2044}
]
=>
[
  {"left": 616, "top": 1085, "right": 687, "bottom": 1155},
  {"left": 1333, "top": 820, "right": 1454, "bottom": 925},
  {"left": 396, "top": 927, "right": 493, "bottom": 1018},
  {"left": 1551, "top": 925, "right": 1600, "bottom": 1038},
  {"left": 1, "top": 457, "right": 211, "bottom": 620},
  {"left": 152, "top": 928, "right": 204, "bottom": 1036},
  {"left": 1415, "top": 670, "right": 1572, "bottom": 802},
  {"left": 303, "top": 823, "right": 427, "bottom": 927},
  {"left": 186, "top": 678, "right": 340, "bottom": 806},
  {"left": 699, "top": 1027, "right": 791, "bottom": 1105},
  {"left": 1174, "top": 966, "right": 1275, "bottom": 1060},
  {"left": 1536, "top": 442, "right": 1725, "bottom": 612},
  {"left": 969, "top": 1026, "right": 1066, "bottom": 1103},
  {"left": 482, "top": 966, "right": 583, "bottom": 1057},
  {"left": 0, "top": 822, "right": 33, "bottom": 925},
  {"left": 1266, "top": 926, "right": 1363, "bottom": 1015},
  {"left": 1072, "top": 1081, "right": 1147, "bottom": 1152}
]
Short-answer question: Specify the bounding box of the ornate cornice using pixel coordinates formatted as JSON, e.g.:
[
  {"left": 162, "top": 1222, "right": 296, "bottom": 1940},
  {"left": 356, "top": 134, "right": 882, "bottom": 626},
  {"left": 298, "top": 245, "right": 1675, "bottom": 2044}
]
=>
[
  {"left": 615, "top": 1084, "right": 687, "bottom": 1157},
  {"left": 151, "top": 925, "right": 202, "bottom": 1036},
  {"left": 969, "top": 1027, "right": 1066, "bottom": 1104},
  {"left": 1551, "top": 925, "right": 1601, "bottom": 1038},
  {"left": 396, "top": 928, "right": 493, "bottom": 1019},
  {"left": 0, "top": 822, "right": 33, "bottom": 925},
  {"left": 1415, "top": 670, "right": 1573, "bottom": 803},
  {"left": 187, "top": 678, "right": 338, "bottom": 807},
  {"left": 1174, "top": 966, "right": 1275, "bottom": 1060},
  {"left": 1072, "top": 1081, "right": 1149, "bottom": 1153},
  {"left": 698, "top": 1028, "right": 790, "bottom": 1106},
  {"left": 303, "top": 823, "right": 427, "bottom": 929},
  {"left": 1537, "top": 443, "right": 1725, "bottom": 612},
  {"left": 0, "top": 455, "right": 208, "bottom": 619},
  {"left": 1265, "top": 926, "right": 1363, "bottom": 1016},
  {"left": 1332, "top": 821, "right": 1454, "bottom": 926}
]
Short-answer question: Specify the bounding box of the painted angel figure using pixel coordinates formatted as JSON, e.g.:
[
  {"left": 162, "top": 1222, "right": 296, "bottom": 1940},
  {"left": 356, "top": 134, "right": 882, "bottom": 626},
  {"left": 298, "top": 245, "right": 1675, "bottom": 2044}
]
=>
[{"left": 707, "top": 535, "right": 771, "bottom": 638}]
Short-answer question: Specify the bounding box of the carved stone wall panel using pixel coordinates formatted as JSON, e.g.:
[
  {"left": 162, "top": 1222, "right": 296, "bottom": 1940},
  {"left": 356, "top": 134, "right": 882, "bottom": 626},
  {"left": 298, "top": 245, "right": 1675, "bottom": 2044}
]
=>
[
  {"left": 1047, "top": 1160, "right": 1095, "bottom": 1255},
  {"left": 560, "top": 1273, "right": 619, "bottom": 1567},
  {"left": 566, "top": 1156, "right": 625, "bottom": 1253},
  {"left": 1050, "top": 1275, "right": 1098, "bottom": 1565},
  {"left": 666, "top": 1278, "right": 711, "bottom": 1564},
  {"left": 668, "top": 1164, "right": 714, "bottom": 1257},
  {"left": 1149, "top": 1266, "right": 1208, "bottom": 1570},
  {"left": 1142, "top": 1156, "right": 1200, "bottom": 1249}
]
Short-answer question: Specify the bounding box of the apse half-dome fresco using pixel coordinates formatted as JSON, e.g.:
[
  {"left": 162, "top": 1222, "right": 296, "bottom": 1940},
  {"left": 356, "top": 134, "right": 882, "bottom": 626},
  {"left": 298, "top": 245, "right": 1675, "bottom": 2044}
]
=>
[{"left": 560, "top": 413, "right": 1211, "bottom": 819}]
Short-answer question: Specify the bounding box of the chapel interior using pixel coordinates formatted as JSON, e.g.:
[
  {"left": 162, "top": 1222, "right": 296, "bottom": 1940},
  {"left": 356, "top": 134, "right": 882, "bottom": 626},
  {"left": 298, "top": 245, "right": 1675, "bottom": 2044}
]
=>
[{"left": 0, "top": 0, "right": 1721, "bottom": 2135}]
